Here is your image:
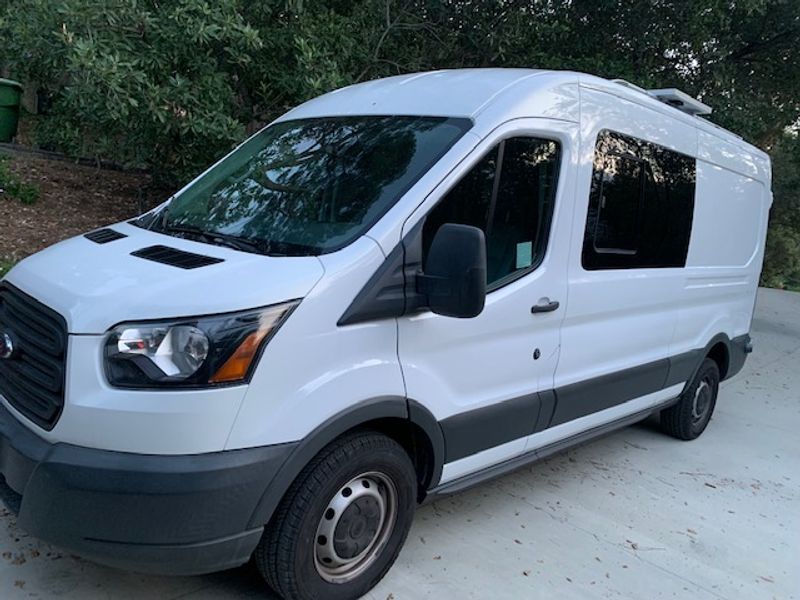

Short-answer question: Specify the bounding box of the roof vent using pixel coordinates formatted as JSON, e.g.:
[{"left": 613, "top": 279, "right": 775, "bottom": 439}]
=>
[
  {"left": 647, "top": 88, "right": 712, "bottom": 116},
  {"left": 131, "top": 245, "right": 224, "bottom": 269}
]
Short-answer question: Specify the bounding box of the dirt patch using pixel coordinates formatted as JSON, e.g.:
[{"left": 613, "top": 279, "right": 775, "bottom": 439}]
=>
[{"left": 0, "top": 152, "right": 171, "bottom": 262}]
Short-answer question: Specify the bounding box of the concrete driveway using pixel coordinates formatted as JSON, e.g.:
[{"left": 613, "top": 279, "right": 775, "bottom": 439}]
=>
[{"left": 2, "top": 288, "right": 798, "bottom": 599}]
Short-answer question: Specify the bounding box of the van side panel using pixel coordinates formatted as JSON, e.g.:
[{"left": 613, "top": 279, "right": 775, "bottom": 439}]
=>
[
  {"left": 555, "top": 87, "right": 696, "bottom": 400},
  {"left": 688, "top": 164, "right": 764, "bottom": 268},
  {"left": 670, "top": 132, "right": 771, "bottom": 367}
]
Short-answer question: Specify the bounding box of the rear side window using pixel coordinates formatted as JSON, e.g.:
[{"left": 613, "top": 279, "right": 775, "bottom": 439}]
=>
[
  {"left": 423, "top": 137, "right": 561, "bottom": 288},
  {"left": 582, "top": 130, "right": 696, "bottom": 270},
  {"left": 593, "top": 153, "right": 645, "bottom": 254}
]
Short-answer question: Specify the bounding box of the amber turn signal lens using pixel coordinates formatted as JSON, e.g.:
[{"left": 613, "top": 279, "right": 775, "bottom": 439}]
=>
[{"left": 209, "top": 329, "right": 270, "bottom": 383}]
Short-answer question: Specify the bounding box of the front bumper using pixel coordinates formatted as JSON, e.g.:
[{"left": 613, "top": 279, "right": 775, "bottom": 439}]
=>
[{"left": 0, "top": 403, "right": 296, "bottom": 575}]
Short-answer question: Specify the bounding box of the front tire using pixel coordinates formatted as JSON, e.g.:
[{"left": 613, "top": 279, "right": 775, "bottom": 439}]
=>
[
  {"left": 661, "top": 358, "right": 720, "bottom": 440},
  {"left": 255, "top": 431, "right": 417, "bottom": 600}
]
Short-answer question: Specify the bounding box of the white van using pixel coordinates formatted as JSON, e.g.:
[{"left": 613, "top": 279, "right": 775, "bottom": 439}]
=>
[{"left": 0, "top": 70, "right": 770, "bottom": 599}]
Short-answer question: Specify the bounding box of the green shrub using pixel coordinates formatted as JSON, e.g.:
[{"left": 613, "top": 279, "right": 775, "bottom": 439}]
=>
[
  {"left": 0, "top": 259, "right": 14, "bottom": 278},
  {"left": 761, "top": 134, "right": 800, "bottom": 289},
  {"left": 762, "top": 224, "right": 800, "bottom": 289},
  {"left": 0, "top": 155, "right": 39, "bottom": 204},
  {"left": 0, "top": 0, "right": 262, "bottom": 185}
]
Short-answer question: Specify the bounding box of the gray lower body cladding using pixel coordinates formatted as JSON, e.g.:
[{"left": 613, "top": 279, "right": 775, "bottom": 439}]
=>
[{"left": 0, "top": 403, "right": 296, "bottom": 575}]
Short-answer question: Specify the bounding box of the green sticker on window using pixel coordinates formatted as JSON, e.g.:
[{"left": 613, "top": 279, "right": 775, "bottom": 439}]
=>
[{"left": 516, "top": 241, "right": 533, "bottom": 269}]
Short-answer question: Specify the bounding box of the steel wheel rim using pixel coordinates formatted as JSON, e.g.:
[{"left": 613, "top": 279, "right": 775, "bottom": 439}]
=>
[
  {"left": 691, "top": 379, "right": 712, "bottom": 425},
  {"left": 314, "top": 471, "right": 398, "bottom": 584}
]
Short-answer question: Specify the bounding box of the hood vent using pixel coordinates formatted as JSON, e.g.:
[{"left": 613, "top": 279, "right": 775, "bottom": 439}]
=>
[
  {"left": 85, "top": 228, "right": 128, "bottom": 244},
  {"left": 131, "top": 245, "right": 225, "bottom": 269}
]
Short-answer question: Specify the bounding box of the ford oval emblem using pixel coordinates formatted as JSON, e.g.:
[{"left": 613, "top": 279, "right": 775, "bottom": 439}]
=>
[{"left": 0, "top": 331, "right": 14, "bottom": 359}]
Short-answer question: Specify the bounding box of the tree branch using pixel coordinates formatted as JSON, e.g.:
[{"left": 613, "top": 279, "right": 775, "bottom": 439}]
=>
[
  {"left": 356, "top": 0, "right": 415, "bottom": 82},
  {"left": 727, "top": 26, "right": 799, "bottom": 62}
]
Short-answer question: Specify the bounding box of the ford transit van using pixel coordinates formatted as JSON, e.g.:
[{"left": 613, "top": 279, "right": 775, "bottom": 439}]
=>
[{"left": 0, "top": 70, "right": 770, "bottom": 600}]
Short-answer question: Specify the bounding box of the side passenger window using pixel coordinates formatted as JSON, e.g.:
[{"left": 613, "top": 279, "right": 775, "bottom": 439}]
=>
[
  {"left": 582, "top": 130, "right": 696, "bottom": 270},
  {"left": 593, "top": 153, "right": 644, "bottom": 254},
  {"left": 423, "top": 137, "right": 561, "bottom": 288}
]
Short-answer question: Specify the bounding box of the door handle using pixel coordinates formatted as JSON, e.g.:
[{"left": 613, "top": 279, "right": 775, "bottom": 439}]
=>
[{"left": 531, "top": 300, "right": 560, "bottom": 314}]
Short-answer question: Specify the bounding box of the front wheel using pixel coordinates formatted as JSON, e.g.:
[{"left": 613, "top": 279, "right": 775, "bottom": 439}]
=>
[
  {"left": 661, "top": 357, "right": 720, "bottom": 440},
  {"left": 255, "top": 431, "right": 417, "bottom": 600}
]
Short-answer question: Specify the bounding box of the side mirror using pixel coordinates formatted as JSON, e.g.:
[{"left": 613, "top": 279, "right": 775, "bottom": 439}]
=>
[{"left": 418, "top": 223, "right": 487, "bottom": 318}]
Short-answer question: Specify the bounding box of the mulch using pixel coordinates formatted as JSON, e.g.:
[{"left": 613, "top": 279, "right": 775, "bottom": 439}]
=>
[{"left": 1, "top": 152, "right": 170, "bottom": 262}]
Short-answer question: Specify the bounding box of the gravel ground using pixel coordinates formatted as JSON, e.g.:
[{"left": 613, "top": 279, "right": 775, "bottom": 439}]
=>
[{"left": 0, "top": 288, "right": 798, "bottom": 599}]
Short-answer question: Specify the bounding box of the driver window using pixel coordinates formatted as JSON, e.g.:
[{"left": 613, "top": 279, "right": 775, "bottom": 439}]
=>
[{"left": 423, "top": 137, "right": 561, "bottom": 288}]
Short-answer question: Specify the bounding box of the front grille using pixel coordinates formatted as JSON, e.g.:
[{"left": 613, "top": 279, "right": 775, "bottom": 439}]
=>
[{"left": 0, "top": 283, "right": 68, "bottom": 430}]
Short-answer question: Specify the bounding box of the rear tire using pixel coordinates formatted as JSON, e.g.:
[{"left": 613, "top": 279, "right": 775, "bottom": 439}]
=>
[
  {"left": 661, "top": 358, "right": 720, "bottom": 440},
  {"left": 255, "top": 431, "right": 417, "bottom": 600}
]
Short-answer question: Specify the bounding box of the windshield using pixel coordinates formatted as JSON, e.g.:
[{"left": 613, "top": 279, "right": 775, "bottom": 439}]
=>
[{"left": 139, "top": 116, "right": 471, "bottom": 256}]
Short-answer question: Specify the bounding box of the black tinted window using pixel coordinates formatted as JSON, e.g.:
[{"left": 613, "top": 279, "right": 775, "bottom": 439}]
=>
[
  {"left": 582, "top": 130, "right": 696, "bottom": 270},
  {"left": 424, "top": 137, "right": 561, "bottom": 287},
  {"left": 593, "top": 154, "right": 644, "bottom": 253}
]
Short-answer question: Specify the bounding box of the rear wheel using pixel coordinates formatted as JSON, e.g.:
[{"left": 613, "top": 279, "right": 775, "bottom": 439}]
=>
[
  {"left": 255, "top": 431, "right": 417, "bottom": 600},
  {"left": 661, "top": 358, "right": 720, "bottom": 440}
]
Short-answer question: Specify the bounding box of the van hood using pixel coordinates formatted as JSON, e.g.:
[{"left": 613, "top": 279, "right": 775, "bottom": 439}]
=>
[{"left": 4, "top": 223, "right": 325, "bottom": 334}]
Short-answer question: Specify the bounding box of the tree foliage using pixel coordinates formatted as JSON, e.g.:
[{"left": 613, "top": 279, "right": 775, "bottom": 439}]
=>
[
  {"left": 1, "top": 0, "right": 799, "bottom": 284},
  {"left": 762, "top": 133, "right": 800, "bottom": 290},
  {"left": 1, "top": 0, "right": 261, "bottom": 181}
]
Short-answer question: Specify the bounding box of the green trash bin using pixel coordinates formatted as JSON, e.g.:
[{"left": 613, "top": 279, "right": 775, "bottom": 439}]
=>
[{"left": 0, "top": 78, "right": 23, "bottom": 143}]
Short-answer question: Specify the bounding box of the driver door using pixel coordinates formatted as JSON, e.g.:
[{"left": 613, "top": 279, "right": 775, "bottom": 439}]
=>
[{"left": 398, "top": 119, "right": 578, "bottom": 483}]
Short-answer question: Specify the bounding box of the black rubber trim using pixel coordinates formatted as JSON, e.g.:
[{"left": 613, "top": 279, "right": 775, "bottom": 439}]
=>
[
  {"left": 427, "top": 396, "right": 678, "bottom": 499},
  {"left": 247, "top": 396, "right": 446, "bottom": 528},
  {"left": 338, "top": 240, "right": 407, "bottom": 325},
  {"left": 534, "top": 389, "right": 557, "bottom": 433},
  {"left": 436, "top": 358, "right": 670, "bottom": 463},
  {"left": 408, "top": 399, "right": 446, "bottom": 489},
  {"left": 549, "top": 357, "right": 669, "bottom": 427},
  {"left": 338, "top": 221, "right": 426, "bottom": 326},
  {"left": 74, "top": 529, "right": 265, "bottom": 576},
  {"left": 440, "top": 394, "right": 541, "bottom": 462},
  {"left": 727, "top": 334, "right": 752, "bottom": 380},
  {"left": 683, "top": 333, "right": 750, "bottom": 384},
  {"left": 0, "top": 402, "right": 295, "bottom": 575},
  {"left": 664, "top": 350, "right": 703, "bottom": 387},
  {"left": 437, "top": 337, "right": 750, "bottom": 463}
]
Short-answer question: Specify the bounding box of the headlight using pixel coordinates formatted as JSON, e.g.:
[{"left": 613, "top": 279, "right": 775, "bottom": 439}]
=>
[{"left": 104, "top": 300, "right": 299, "bottom": 388}]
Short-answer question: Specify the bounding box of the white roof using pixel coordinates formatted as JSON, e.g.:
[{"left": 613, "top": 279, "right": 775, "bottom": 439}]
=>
[
  {"left": 278, "top": 68, "right": 766, "bottom": 161},
  {"left": 279, "top": 69, "right": 580, "bottom": 125}
]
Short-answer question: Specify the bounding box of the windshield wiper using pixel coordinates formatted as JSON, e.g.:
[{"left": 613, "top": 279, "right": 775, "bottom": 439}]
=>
[
  {"left": 160, "top": 223, "right": 321, "bottom": 257},
  {"left": 161, "top": 224, "right": 262, "bottom": 254},
  {"left": 254, "top": 239, "right": 321, "bottom": 256}
]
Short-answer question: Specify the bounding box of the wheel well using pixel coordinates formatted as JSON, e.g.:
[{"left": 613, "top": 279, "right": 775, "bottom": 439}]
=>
[
  {"left": 707, "top": 342, "right": 730, "bottom": 379},
  {"left": 352, "top": 418, "right": 435, "bottom": 502}
]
